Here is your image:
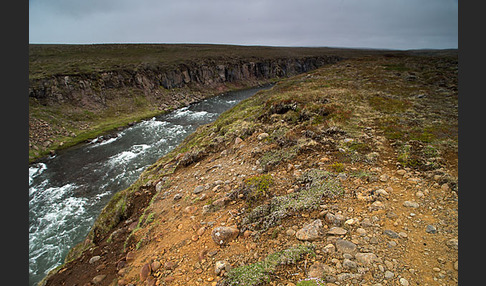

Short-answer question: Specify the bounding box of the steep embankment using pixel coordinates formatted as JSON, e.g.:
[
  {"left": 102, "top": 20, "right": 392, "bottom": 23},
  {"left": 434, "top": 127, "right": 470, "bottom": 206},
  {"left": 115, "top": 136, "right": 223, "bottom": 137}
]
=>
[
  {"left": 41, "top": 51, "right": 458, "bottom": 286},
  {"left": 29, "top": 44, "right": 344, "bottom": 162}
]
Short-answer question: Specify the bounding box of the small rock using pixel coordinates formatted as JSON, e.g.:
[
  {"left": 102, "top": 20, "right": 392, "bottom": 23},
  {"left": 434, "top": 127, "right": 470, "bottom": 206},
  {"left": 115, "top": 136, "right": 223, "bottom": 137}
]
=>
[
  {"left": 234, "top": 137, "right": 243, "bottom": 145},
  {"left": 453, "top": 260, "right": 458, "bottom": 271},
  {"left": 355, "top": 253, "right": 378, "bottom": 265},
  {"left": 425, "top": 225, "right": 437, "bottom": 234},
  {"left": 370, "top": 201, "right": 385, "bottom": 211},
  {"left": 374, "top": 189, "right": 389, "bottom": 197},
  {"left": 194, "top": 185, "right": 205, "bottom": 194},
  {"left": 211, "top": 226, "right": 239, "bottom": 246},
  {"left": 183, "top": 205, "right": 197, "bottom": 214},
  {"left": 140, "top": 263, "right": 151, "bottom": 281},
  {"left": 384, "top": 229, "right": 399, "bottom": 238},
  {"left": 92, "top": 274, "right": 106, "bottom": 284},
  {"left": 308, "top": 262, "right": 335, "bottom": 278},
  {"left": 197, "top": 226, "right": 206, "bottom": 236},
  {"left": 89, "top": 256, "right": 101, "bottom": 264},
  {"left": 327, "top": 227, "right": 347, "bottom": 235},
  {"left": 151, "top": 260, "right": 161, "bottom": 271},
  {"left": 335, "top": 239, "right": 357, "bottom": 254},
  {"left": 164, "top": 261, "right": 177, "bottom": 270},
  {"left": 215, "top": 260, "right": 231, "bottom": 276},
  {"left": 403, "top": 201, "right": 419, "bottom": 208},
  {"left": 343, "top": 259, "right": 357, "bottom": 270},
  {"left": 286, "top": 228, "right": 296, "bottom": 236},
  {"left": 257, "top": 133, "right": 269, "bottom": 141},
  {"left": 126, "top": 251, "right": 136, "bottom": 262},
  {"left": 396, "top": 170, "right": 406, "bottom": 176},
  {"left": 379, "top": 174, "right": 389, "bottom": 182},
  {"left": 399, "top": 277, "right": 409, "bottom": 286},
  {"left": 173, "top": 193, "right": 183, "bottom": 201},
  {"left": 446, "top": 238, "right": 458, "bottom": 250},
  {"left": 211, "top": 196, "right": 231, "bottom": 207},
  {"left": 322, "top": 243, "right": 336, "bottom": 253},
  {"left": 325, "top": 213, "right": 345, "bottom": 226},
  {"left": 384, "top": 270, "right": 394, "bottom": 279},
  {"left": 296, "top": 219, "right": 322, "bottom": 241}
]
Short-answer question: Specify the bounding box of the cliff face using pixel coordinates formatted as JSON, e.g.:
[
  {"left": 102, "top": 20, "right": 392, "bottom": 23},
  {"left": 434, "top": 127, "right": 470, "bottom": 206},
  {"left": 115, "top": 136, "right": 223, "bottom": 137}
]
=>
[{"left": 29, "top": 56, "right": 341, "bottom": 107}]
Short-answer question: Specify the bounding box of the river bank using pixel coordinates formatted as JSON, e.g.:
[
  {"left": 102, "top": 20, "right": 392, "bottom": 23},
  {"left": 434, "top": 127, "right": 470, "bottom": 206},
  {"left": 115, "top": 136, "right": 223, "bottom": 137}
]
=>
[{"left": 40, "top": 51, "right": 458, "bottom": 286}]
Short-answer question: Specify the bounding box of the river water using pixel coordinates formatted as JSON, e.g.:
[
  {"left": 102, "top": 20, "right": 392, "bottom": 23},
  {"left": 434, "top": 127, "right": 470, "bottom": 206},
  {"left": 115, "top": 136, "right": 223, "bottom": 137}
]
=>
[{"left": 28, "top": 85, "right": 271, "bottom": 286}]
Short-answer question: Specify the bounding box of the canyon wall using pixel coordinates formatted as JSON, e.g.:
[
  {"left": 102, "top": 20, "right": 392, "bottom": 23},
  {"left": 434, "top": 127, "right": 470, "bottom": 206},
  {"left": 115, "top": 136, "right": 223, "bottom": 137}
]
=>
[{"left": 29, "top": 56, "right": 342, "bottom": 107}]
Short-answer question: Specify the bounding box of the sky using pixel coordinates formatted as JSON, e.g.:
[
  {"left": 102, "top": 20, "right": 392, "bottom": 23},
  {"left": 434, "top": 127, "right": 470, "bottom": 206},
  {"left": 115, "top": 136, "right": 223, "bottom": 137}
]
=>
[{"left": 29, "top": 0, "right": 458, "bottom": 50}]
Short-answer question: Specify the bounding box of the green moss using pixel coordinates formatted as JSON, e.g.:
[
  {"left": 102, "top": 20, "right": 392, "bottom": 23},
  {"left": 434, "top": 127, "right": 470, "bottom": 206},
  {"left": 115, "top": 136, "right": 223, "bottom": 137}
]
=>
[{"left": 224, "top": 245, "right": 314, "bottom": 286}]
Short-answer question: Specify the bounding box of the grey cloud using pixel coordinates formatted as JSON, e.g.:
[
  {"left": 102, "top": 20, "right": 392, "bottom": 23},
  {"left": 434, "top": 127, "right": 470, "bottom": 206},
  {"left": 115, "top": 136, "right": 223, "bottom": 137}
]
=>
[{"left": 29, "top": 0, "right": 458, "bottom": 49}]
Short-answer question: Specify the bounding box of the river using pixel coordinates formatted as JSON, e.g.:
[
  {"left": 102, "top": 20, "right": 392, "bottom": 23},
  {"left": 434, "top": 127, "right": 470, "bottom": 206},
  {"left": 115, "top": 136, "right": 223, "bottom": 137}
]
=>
[{"left": 28, "top": 85, "right": 271, "bottom": 286}]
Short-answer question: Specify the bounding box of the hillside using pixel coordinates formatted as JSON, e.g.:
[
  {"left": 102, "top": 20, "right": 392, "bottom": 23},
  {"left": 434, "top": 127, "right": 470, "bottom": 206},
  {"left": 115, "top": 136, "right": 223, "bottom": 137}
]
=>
[{"left": 39, "top": 50, "right": 458, "bottom": 286}]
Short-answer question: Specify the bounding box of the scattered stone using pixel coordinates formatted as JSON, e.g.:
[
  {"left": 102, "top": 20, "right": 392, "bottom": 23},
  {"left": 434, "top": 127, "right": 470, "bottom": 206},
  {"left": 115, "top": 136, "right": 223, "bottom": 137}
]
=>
[
  {"left": 183, "top": 205, "right": 197, "bottom": 214},
  {"left": 286, "top": 228, "right": 296, "bottom": 236},
  {"left": 446, "top": 238, "right": 458, "bottom": 250},
  {"left": 194, "top": 185, "right": 205, "bottom": 194},
  {"left": 454, "top": 260, "right": 458, "bottom": 271},
  {"left": 403, "top": 201, "right": 419, "bottom": 208},
  {"left": 322, "top": 243, "right": 336, "bottom": 254},
  {"left": 211, "top": 196, "right": 231, "bottom": 207},
  {"left": 308, "top": 262, "right": 336, "bottom": 278},
  {"left": 151, "top": 260, "right": 161, "bottom": 271},
  {"left": 234, "top": 137, "right": 244, "bottom": 145},
  {"left": 140, "top": 263, "right": 151, "bottom": 281},
  {"left": 173, "top": 193, "right": 183, "bottom": 201},
  {"left": 296, "top": 219, "right": 322, "bottom": 241},
  {"left": 370, "top": 201, "right": 385, "bottom": 211},
  {"left": 211, "top": 226, "right": 239, "bottom": 246},
  {"left": 92, "top": 274, "right": 106, "bottom": 284},
  {"left": 396, "top": 170, "right": 406, "bottom": 176},
  {"left": 379, "top": 174, "right": 389, "bottom": 182},
  {"left": 325, "top": 213, "right": 345, "bottom": 226},
  {"left": 343, "top": 259, "right": 358, "bottom": 270},
  {"left": 164, "top": 261, "right": 177, "bottom": 270},
  {"left": 215, "top": 260, "right": 231, "bottom": 276},
  {"left": 425, "top": 225, "right": 437, "bottom": 234},
  {"left": 356, "top": 228, "right": 367, "bottom": 236},
  {"left": 257, "top": 133, "right": 269, "bottom": 141},
  {"left": 89, "top": 255, "right": 101, "bottom": 264},
  {"left": 384, "top": 270, "right": 394, "bottom": 279},
  {"left": 197, "top": 226, "right": 206, "bottom": 236},
  {"left": 374, "top": 189, "right": 389, "bottom": 197},
  {"left": 399, "top": 277, "right": 409, "bottom": 286},
  {"left": 327, "top": 227, "right": 347, "bottom": 235},
  {"left": 335, "top": 239, "right": 357, "bottom": 254},
  {"left": 355, "top": 253, "right": 378, "bottom": 265},
  {"left": 126, "top": 251, "right": 136, "bottom": 262},
  {"left": 384, "top": 229, "right": 399, "bottom": 238}
]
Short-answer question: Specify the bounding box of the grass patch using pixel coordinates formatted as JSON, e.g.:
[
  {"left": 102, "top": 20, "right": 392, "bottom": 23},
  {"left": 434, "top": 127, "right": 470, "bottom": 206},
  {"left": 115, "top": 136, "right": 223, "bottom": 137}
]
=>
[
  {"left": 242, "top": 169, "right": 343, "bottom": 233},
  {"left": 223, "top": 245, "right": 314, "bottom": 286}
]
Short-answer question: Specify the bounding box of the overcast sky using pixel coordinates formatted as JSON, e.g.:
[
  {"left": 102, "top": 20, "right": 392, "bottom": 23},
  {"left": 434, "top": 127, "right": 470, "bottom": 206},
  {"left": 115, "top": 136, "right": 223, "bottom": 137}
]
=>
[{"left": 29, "top": 0, "right": 458, "bottom": 50}]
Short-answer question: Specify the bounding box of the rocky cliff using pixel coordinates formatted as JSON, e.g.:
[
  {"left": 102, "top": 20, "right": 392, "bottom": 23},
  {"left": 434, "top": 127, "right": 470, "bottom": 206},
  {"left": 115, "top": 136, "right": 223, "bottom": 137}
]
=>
[{"left": 29, "top": 56, "right": 341, "bottom": 107}]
